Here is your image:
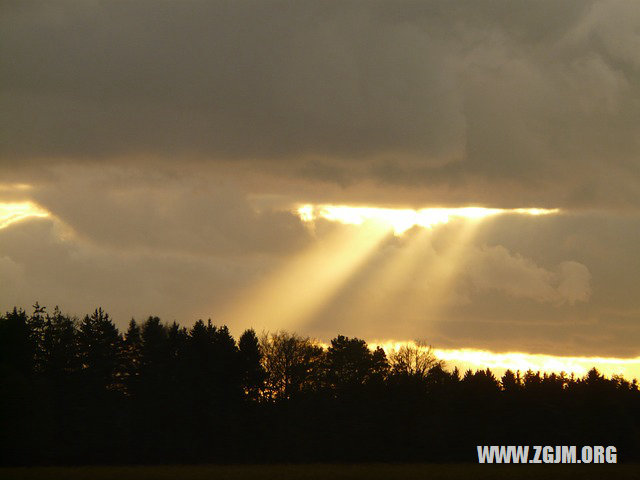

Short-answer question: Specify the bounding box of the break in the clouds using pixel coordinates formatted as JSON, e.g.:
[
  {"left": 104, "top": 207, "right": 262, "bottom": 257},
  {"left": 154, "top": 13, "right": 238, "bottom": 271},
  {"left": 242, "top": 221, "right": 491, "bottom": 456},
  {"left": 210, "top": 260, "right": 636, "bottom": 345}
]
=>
[{"left": 1, "top": 1, "right": 640, "bottom": 359}]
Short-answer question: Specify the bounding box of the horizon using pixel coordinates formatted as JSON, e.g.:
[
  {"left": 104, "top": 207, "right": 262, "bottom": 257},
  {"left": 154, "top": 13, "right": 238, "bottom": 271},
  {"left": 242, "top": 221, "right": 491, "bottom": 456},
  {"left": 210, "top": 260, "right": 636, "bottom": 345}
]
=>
[{"left": 6, "top": 302, "right": 640, "bottom": 382}]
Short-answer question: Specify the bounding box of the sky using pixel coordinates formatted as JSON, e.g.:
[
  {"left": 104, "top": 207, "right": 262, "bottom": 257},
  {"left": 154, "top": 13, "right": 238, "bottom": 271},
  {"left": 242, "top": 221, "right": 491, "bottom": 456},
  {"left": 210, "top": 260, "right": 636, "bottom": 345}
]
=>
[{"left": 2, "top": 1, "right": 640, "bottom": 374}]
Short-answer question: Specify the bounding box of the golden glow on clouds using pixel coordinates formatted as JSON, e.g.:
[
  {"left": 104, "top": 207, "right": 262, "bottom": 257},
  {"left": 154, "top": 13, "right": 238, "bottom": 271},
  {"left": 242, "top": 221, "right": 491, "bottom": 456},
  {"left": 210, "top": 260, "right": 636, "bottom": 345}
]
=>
[
  {"left": 222, "top": 202, "right": 562, "bottom": 338},
  {"left": 223, "top": 201, "right": 585, "bottom": 371},
  {"left": 0, "top": 183, "right": 32, "bottom": 191},
  {"left": 297, "top": 204, "right": 559, "bottom": 235},
  {"left": 0, "top": 202, "right": 50, "bottom": 229},
  {"left": 369, "top": 341, "right": 640, "bottom": 380}
]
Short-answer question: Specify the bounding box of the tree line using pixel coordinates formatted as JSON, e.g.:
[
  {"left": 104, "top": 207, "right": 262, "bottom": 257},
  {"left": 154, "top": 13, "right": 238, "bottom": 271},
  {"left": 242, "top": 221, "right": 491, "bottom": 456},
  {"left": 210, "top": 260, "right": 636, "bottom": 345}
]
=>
[{"left": 1, "top": 304, "right": 639, "bottom": 465}]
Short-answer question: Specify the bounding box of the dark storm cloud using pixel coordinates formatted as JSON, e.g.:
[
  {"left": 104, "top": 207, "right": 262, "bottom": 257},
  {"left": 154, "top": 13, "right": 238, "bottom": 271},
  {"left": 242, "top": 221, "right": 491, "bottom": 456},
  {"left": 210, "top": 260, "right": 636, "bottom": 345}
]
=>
[
  {"left": 2, "top": 0, "right": 639, "bottom": 208},
  {"left": 2, "top": 0, "right": 461, "bottom": 160}
]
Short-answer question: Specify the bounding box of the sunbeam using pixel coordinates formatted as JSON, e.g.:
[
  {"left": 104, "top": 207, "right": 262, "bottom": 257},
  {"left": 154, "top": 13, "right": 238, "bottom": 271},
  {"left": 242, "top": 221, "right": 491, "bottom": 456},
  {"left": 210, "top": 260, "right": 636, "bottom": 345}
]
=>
[
  {"left": 363, "top": 218, "right": 482, "bottom": 336},
  {"left": 333, "top": 228, "right": 434, "bottom": 334},
  {"left": 287, "top": 204, "right": 559, "bottom": 337},
  {"left": 220, "top": 221, "right": 391, "bottom": 333}
]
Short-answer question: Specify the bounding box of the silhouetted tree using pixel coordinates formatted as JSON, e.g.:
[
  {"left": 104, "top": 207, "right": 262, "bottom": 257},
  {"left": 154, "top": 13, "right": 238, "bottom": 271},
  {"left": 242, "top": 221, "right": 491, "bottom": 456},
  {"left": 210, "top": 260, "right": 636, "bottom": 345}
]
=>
[
  {"left": 122, "top": 319, "right": 142, "bottom": 391},
  {"left": 0, "top": 307, "right": 33, "bottom": 377},
  {"left": 3, "top": 303, "right": 640, "bottom": 465},
  {"left": 462, "top": 368, "right": 500, "bottom": 392},
  {"left": 260, "top": 331, "right": 324, "bottom": 400},
  {"left": 77, "top": 308, "right": 122, "bottom": 390},
  {"left": 389, "top": 341, "right": 441, "bottom": 380},
  {"left": 238, "top": 329, "right": 266, "bottom": 401},
  {"left": 0, "top": 308, "right": 34, "bottom": 465},
  {"left": 501, "top": 369, "right": 520, "bottom": 392},
  {"left": 424, "top": 362, "right": 458, "bottom": 392},
  {"left": 325, "top": 335, "right": 388, "bottom": 392}
]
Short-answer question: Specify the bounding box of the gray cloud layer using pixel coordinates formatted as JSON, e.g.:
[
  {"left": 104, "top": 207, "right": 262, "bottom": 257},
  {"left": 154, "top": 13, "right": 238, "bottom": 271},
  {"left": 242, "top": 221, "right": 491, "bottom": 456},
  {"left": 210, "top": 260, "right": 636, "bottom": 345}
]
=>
[{"left": 2, "top": 0, "right": 640, "bottom": 208}]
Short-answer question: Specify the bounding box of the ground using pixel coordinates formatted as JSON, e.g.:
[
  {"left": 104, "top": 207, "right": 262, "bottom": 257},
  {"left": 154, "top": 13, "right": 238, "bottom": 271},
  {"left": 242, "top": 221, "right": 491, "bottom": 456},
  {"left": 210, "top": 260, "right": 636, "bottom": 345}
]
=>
[{"left": 1, "top": 464, "right": 638, "bottom": 480}]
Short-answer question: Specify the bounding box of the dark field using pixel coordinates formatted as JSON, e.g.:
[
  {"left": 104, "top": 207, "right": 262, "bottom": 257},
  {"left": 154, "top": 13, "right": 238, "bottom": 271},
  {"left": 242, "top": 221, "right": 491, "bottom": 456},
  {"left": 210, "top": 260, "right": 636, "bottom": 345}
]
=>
[{"left": 1, "top": 464, "right": 638, "bottom": 480}]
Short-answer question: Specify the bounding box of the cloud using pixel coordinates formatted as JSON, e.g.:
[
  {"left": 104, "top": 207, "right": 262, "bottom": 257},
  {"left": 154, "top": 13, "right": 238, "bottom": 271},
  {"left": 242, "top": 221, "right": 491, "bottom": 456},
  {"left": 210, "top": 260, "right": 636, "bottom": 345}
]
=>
[
  {"left": 25, "top": 164, "right": 311, "bottom": 257},
  {"left": 466, "top": 245, "right": 591, "bottom": 305},
  {"left": 2, "top": 1, "right": 639, "bottom": 208},
  {"left": 466, "top": 245, "right": 558, "bottom": 302},
  {"left": 0, "top": 255, "right": 26, "bottom": 300},
  {"left": 557, "top": 260, "right": 591, "bottom": 305},
  {"left": 0, "top": 216, "right": 270, "bottom": 323}
]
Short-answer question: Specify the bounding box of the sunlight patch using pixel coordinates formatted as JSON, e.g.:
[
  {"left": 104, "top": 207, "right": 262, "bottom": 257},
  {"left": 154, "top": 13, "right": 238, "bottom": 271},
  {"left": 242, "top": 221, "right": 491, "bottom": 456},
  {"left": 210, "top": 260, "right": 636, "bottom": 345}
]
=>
[
  {"left": 0, "top": 202, "right": 50, "bottom": 229},
  {"left": 296, "top": 204, "right": 559, "bottom": 235}
]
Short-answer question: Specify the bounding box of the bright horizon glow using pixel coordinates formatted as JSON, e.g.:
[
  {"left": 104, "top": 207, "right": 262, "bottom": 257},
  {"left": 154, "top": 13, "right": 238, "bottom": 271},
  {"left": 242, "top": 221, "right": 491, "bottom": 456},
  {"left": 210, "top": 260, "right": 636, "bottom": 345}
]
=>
[
  {"left": 296, "top": 204, "right": 559, "bottom": 235},
  {"left": 367, "top": 341, "right": 640, "bottom": 380},
  {"left": 0, "top": 202, "right": 50, "bottom": 229}
]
